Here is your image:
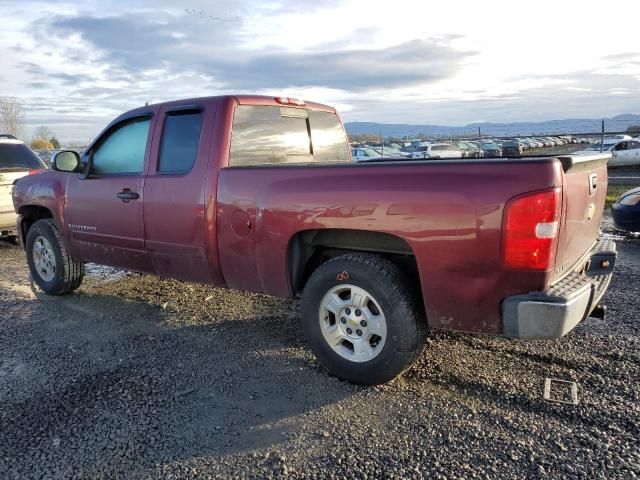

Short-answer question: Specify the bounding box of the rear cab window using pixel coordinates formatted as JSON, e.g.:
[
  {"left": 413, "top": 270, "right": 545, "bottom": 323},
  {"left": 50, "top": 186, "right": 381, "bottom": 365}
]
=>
[
  {"left": 0, "top": 141, "right": 46, "bottom": 172},
  {"left": 229, "top": 105, "right": 350, "bottom": 166}
]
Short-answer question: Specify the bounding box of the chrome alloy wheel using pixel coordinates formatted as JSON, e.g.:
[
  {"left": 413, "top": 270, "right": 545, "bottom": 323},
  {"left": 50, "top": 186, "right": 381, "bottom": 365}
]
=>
[
  {"left": 318, "top": 284, "right": 387, "bottom": 362},
  {"left": 32, "top": 235, "right": 56, "bottom": 282}
]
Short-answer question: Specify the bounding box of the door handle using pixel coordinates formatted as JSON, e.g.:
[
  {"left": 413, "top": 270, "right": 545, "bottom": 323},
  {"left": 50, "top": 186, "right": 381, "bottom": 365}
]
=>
[{"left": 115, "top": 190, "right": 139, "bottom": 202}]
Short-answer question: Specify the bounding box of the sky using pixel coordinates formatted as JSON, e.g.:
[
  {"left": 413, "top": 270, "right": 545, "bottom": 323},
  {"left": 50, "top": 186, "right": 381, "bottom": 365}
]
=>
[{"left": 1, "top": 0, "right": 640, "bottom": 142}]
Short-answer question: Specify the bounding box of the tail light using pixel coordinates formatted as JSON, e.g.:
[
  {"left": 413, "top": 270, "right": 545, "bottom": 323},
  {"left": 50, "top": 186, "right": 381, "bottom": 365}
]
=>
[
  {"left": 503, "top": 188, "right": 562, "bottom": 270},
  {"left": 28, "top": 169, "right": 43, "bottom": 175}
]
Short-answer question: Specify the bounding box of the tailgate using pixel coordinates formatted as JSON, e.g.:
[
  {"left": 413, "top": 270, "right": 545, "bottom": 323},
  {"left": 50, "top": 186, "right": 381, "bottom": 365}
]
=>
[
  {"left": 553, "top": 153, "right": 610, "bottom": 282},
  {"left": 0, "top": 171, "right": 27, "bottom": 215}
]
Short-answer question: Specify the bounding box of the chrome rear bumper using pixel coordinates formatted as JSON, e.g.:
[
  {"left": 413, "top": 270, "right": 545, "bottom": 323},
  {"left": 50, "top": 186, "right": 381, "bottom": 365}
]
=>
[{"left": 502, "top": 238, "right": 616, "bottom": 338}]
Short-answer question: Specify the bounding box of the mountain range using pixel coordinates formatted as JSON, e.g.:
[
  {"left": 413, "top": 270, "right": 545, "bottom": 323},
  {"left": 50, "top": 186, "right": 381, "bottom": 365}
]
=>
[{"left": 344, "top": 114, "right": 640, "bottom": 139}]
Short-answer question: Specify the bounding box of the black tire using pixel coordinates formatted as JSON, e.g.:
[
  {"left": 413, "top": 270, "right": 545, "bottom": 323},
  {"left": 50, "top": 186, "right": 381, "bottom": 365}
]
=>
[
  {"left": 301, "top": 253, "right": 427, "bottom": 385},
  {"left": 4, "top": 235, "right": 19, "bottom": 246},
  {"left": 26, "top": 219, "right": 84, "bottom": 295}
]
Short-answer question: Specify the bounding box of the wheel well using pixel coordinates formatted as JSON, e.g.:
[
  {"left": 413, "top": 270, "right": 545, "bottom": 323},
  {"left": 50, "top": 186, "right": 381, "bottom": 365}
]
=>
[
  {"left": 18, "top": 205, "right": 53, "bottom": 242},
  {"left": 288, "top": 229, "right": 421, "bottom": 295}
]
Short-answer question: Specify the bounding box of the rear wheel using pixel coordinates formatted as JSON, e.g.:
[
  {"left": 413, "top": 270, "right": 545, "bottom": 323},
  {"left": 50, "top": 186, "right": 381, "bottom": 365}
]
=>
[
  {"left": 301, "top": 253, "right": 427, "bottom": 385},
  {"left": 26, "top": 219, "right": 84, "bottom": 295}
]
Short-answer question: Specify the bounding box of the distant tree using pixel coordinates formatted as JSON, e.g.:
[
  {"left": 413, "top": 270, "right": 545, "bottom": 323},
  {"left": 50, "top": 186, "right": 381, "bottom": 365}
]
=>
[
  {"left": 0, "top": 96, "right": 25, "bottom": 138},
  {"left": 30, "top": 138, "right": 54, "bottom": 150},
  {"left": 49, "top": 136, "right": 61, "bottom": 149},
  {"left": 626, "top": 125, "right": 640, "bottom": 135},
  {"left": 33, "top": 126, "right": 54, "bottom": 141}
]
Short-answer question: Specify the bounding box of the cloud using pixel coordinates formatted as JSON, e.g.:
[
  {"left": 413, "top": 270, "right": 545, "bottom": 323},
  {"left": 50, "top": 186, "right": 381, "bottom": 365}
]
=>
[
  {"left": 1, "top": 0, "right": 638, "bottom": 142},
  {"left": 47, "top": 13, "right": 473, "bottom": 91},
  {"left": 340, "top": 70, "right": 640, "bottom": 126},
  {"left": 210, "top": 39, "right": 475, "bottom": 90},
  {"left": 601, "top": 52, "right": 640, "bottom": 61},
  {"left": 50, "top": 14, "right": 182, "bottom": 71}
]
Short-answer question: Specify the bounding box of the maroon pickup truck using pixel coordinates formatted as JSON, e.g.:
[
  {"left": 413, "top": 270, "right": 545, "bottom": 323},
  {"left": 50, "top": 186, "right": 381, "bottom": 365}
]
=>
[{"left": 12, "top": 95, "right": 616, "bottom": 385}]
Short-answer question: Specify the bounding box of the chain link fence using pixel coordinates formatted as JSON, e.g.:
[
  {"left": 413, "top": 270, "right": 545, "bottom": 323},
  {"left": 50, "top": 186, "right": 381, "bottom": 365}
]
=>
[{"left": 349, "top": 119, "right": 640, "bottom": 202}]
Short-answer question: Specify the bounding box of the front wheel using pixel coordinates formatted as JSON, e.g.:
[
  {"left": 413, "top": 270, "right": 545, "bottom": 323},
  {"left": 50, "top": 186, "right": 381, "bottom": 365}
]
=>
[
  {"left": 26, "top": 219, "right": 84, "bottom": 295},
  {"left": 301, "top": 254, "right": 427, "bottom": 385}
]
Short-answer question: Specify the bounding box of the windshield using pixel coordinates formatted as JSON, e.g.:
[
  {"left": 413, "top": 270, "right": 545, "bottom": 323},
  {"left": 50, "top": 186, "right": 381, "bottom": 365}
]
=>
[
  {"left": 0, "top": 143, "right": 46, "bottom": 171},
  {"left": 374, "top": 146, "right": 401, "bottom": 154},
  {"left": 588, "top": 144, "right": 614, "bottom": 151},
  {"left": 362, "top": 148, "right": 379, "bottom": 156}
]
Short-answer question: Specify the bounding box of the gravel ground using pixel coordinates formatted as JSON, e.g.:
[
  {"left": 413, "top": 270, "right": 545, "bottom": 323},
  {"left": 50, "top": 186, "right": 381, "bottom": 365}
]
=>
[{"left": 1, "top": 216, "right": 639, "bottom": 479}]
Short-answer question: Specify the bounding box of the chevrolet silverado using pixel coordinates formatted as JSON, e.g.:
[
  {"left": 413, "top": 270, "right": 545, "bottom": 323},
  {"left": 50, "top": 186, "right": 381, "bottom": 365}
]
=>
[{"left": 12, "top": 95, "right": 616, "bottom": 385}]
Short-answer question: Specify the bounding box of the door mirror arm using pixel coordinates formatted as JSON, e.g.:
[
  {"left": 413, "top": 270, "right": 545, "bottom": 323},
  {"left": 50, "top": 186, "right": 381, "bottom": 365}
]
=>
[{"left": 82, "top": 150, "right": 94, "bottom": 179}]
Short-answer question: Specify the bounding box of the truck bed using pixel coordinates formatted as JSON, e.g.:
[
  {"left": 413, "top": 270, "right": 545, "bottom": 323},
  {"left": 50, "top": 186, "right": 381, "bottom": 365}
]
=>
[{"left": 216, "top": 155, "right": 606, "bottom": 335}]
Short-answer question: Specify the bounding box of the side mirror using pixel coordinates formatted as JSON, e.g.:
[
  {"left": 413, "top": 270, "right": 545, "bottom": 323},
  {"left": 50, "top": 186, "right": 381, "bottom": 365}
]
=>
[{"left": 52, "top": 150, "right": 81, "bottom": 172}]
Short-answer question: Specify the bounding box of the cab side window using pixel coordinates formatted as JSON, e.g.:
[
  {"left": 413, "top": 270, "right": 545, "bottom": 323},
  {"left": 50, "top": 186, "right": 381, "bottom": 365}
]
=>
[
  {"left": 614, "top": 142, "right": 628, "bottom": 151},
  {"left": 158, "top": 111, "right": 203, "bottom": 173},
  {"left": 92, "top": 117, "right": 151, "bottom": 175},
  {"left": 627, "top": 141, "right": 640, "bottom": 150}
]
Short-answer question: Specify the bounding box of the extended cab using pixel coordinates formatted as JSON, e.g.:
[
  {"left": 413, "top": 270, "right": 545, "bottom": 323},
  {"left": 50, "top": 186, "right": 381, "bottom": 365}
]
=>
[{"left": 12, "top": 95, "right": 616, "bottom": 385}]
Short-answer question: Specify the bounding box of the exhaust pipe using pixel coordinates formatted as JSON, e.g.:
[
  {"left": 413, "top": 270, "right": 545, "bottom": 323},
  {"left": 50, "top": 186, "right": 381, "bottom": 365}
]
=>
[{"left": 589, "top": 304, "right": 606, "bottom": 320}]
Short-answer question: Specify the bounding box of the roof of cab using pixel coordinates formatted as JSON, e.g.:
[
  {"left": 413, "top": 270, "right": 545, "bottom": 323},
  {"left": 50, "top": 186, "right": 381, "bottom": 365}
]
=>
[
  {"left": 127, "top": 95, "right": 335, "bottom": 114},
  {"left": 86, "top": 95, "right": 338, "bottom": 153},
  {"left": 0, "top": 134, "right": 23, "bottom": 145}
]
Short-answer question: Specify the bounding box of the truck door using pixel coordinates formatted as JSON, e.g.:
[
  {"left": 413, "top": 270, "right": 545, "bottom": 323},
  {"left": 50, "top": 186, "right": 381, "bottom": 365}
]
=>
[
  {"left": 612, "top": 141, "right": 632, "bottom": 165},
  {"left": 142, "top": 102, "right": 217, "bottom": 283},
  {"left": 64, "top": 115, "right": 154, "bottom": 272},
  {"left": 628, "top": 140, "right": 640, "bottom": 164}
]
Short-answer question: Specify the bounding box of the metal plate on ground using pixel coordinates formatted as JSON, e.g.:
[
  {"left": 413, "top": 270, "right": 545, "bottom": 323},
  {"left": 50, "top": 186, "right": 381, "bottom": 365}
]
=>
[{"left": 543, "top": 378, "right": 579, "bottom": 405}]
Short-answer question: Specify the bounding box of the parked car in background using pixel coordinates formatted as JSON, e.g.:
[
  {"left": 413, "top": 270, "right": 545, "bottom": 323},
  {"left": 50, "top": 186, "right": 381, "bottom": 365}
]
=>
[
  {"left": 501, "top": 140, "right": 523, "bottom": 156},
  {"left": 351, "top": 147, "right": 382, "bottom": 162},
  {"left": 455, "top": 141, "right": 483, "bottom": 158},
  {"left": 610, "top": 140, "right": 640, "bottom": 165},
  {"left": 481, "top": 141, "right": 502, "bottom": 157},
  {"left": 1, "top": 134, "right": 47, "bottom": 238},
  {"left": 33, "top": 149, "right": 62, "bottom": 168},
  {"left": 410, "top": 143, "right": 463, "bottom": 159},
  {"left": 516, "top": 138, "right": 530, "bottom": 150},
  {"left": 578, "top": 140, "right": 640, "bottom": 166},
  {"left": 372, "top": 145, "right": 409, "bottom": 158},
  {"left": 611, "top": 187, "right": 640, "bottom": 232}
]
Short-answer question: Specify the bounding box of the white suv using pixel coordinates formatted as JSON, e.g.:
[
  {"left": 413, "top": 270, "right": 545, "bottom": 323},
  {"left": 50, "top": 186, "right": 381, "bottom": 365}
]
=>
[
  {"left": 410, "top": 143, "right": 463, "bottom": 159},
  {"left": 0, "top": 135, "right": 47, "bottom": 237}
]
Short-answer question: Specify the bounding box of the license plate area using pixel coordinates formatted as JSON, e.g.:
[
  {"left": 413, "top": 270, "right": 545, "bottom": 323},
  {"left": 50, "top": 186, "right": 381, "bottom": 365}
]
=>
[
  {"left": 0, "top": 184, "right": 14, "bottom": 211},
  {"left": 585, "top": 251, "right": 616, "bottom": 277}
]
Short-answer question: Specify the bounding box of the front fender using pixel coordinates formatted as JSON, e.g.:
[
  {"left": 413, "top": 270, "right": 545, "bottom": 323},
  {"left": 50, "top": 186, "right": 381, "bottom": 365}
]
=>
[{"left": 13, "top": 171, "right": 68, "bottom": 242}]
